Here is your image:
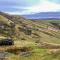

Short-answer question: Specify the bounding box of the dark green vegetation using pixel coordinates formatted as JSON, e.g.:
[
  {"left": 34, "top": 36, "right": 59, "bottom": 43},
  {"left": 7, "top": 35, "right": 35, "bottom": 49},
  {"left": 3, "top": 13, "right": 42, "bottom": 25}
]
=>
[
  {"left": 0, "top": 12, "right": 60, "bottom": 60},
  {"left": 0, "top": 39, "right": 14, "bottom": 45}
]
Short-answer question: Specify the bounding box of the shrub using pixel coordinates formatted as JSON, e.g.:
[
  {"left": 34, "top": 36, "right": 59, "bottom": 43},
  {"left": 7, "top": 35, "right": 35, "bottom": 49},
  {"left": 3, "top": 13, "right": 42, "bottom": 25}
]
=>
[{"left": 6, "top": 47, "right": 33, "bottom": 55}]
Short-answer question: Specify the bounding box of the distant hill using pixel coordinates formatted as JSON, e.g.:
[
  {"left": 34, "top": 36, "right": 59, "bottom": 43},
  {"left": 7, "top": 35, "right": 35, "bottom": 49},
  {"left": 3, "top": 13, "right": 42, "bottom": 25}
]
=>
[{"left": 23, "top": 12, "right": 60, "bottom": 20}]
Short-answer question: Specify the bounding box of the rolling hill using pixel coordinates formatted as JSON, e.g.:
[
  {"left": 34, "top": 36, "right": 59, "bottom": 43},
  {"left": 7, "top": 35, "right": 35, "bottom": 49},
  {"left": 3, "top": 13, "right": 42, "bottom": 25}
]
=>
[
  {"left": 0, "top": 12, "right": 60, "bottom": 44},
  {"left": 0, "top": 12, "right": 60, "bottom": 60}
]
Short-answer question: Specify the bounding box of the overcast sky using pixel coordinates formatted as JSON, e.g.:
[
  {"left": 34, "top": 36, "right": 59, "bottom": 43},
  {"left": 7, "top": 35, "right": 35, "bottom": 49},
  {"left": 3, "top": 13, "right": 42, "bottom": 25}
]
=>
[{"left": 0, "top": 0, "right": 60, "bottom": 15}]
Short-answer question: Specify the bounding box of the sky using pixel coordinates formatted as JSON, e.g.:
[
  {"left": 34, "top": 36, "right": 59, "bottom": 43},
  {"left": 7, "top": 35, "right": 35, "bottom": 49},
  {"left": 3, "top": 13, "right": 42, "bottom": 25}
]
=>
[{"left": 0, "top": 0, "right": 60, "bottom": 15}]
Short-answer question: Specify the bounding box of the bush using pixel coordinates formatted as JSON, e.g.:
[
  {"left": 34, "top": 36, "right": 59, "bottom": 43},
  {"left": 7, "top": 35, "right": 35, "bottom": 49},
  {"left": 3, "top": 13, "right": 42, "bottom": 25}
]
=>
[
  {"left": 25, "top": 29, "right": 32, "bottom": 35},
  {"left": 19, "top": 27, "right": 32, "bottom": 35},
  {"left": 21, "top": 38, "right": 26, "bottom": 40},
  {"left": 6, "top": 47, "right": 33, "bottom": 55}
]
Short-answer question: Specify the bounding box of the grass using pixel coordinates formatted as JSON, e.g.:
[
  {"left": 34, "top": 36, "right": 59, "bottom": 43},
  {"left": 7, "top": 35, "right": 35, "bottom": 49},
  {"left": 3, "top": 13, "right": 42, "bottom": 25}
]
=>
[{"left": 6, "top": 47, "right": 60, "bottom": 60}]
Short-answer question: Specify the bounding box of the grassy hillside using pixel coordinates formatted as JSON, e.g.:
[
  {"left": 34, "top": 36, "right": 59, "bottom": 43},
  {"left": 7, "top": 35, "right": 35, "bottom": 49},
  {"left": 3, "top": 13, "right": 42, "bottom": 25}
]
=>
[{"left": 0, "top": 12, "right": 60, "bottom": 60}]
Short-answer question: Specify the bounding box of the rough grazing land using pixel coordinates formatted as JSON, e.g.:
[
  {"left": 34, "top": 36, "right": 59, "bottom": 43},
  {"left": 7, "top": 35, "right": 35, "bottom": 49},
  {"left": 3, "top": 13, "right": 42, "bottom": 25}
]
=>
[{"left": 0, "top": 12, "right": 60, "bottom": 60}]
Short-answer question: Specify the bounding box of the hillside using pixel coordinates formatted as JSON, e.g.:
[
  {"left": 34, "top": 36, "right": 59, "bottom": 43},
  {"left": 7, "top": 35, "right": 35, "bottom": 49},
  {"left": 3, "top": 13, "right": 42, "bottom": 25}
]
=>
[{"left": 0, "top": 12, "right": 60, "bottom": 60}]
